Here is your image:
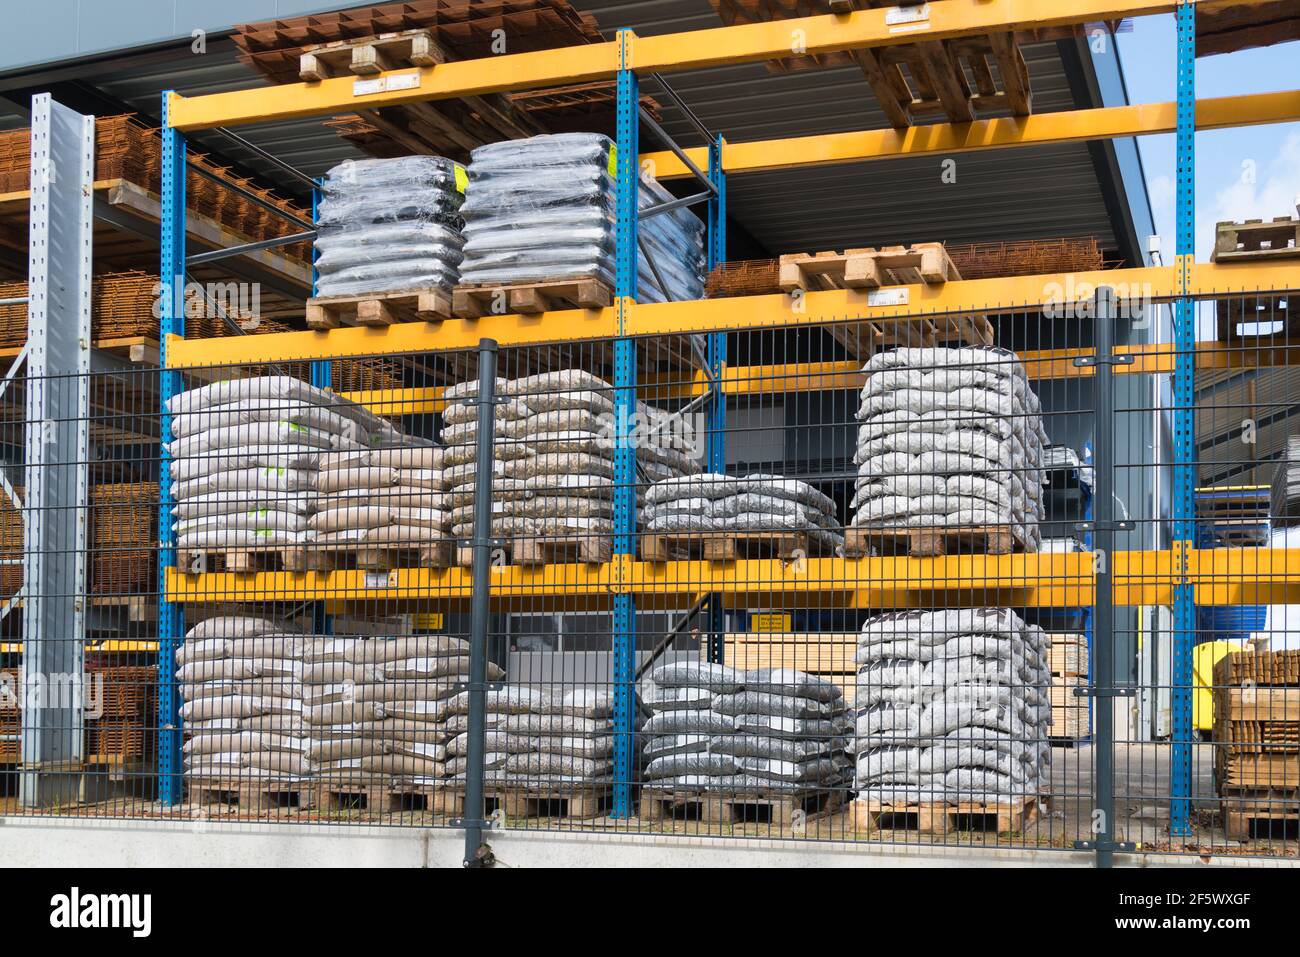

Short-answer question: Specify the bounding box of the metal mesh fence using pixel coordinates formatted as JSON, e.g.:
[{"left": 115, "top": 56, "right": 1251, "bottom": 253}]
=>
[{"left": 0, "top": 292, "right": 1295, "bottom": 860}]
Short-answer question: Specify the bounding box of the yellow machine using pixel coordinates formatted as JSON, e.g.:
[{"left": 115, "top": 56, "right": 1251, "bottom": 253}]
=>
[{"left": 1193, "top": 640, "right": 1246, "bottom": 731}]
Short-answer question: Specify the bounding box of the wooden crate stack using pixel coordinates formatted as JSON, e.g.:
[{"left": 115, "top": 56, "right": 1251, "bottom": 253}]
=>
[
  {"left": 0, "top": 665, "right": 156, "bottom": 768},
  {"left": 1214, "top": 650, "right": 1300, "bottom": 839},
  {"left": 1049, "top": 633, "right": 1090, "bottom": 743}
]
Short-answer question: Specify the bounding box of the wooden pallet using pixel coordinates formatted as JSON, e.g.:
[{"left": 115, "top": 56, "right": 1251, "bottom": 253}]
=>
[
  {"left": 1221, "top": 790, "right": 1300, "bottom": 840},
  {"left": 639, "top": 787, "right": 846, "bottom": 827},
  {"left": 316, "top": 541, "right": 454, "bottom": 572},
  {"left": 316, "top": 776, "right": 454, "bottom": 815},
  {"left": 453, "top": 277, "right": 614, "bottom": 318},
  {"left": 709, "top": 1, "right": 1033, "bottom": 127},
  {"left": 305, "top": 288, "right": 454, "bottom": 329},
  {"left": 779, "top": 244, "right": 962, "bottom": 291},
  {"left": 1216, "top": 295, "right": 1299, "bottom": 342},
  {"left": 843, "top": 524, "right": 1018, "bottom": 558},
  {"left": 496, "top": 784, "right": 612, "bottom": 820},
  {"left": 777, "top": 245, "right": 991, "bottom": 358},
  {"left": 853, "top": 794, "right": 1042, "bottom": 835},
  {"left": 1213, "top": 217, "right": 1300, "bottom": 263},
  {"left": 187, "top": 777, "right": 316, "bottom": 812},
  {"left": 640, "top": 530, "right": 815, "bottom": 563},
  {"left": 181, "top": 546, "right": 325, "bottom": 574},
  {"left": 299, "top": 28, "right": 445, "bottom": 81},
  {"left": 456, "top": 535, "right": 612, "bottom": 567}
]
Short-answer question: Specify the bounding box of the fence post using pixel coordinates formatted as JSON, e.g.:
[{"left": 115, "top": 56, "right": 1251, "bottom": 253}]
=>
[
  {"left": 1080, "top": 286, "right": 1135, "bottom": 867},
  {"left": 461, "top": 337, "right": 498, "bottom": 868}
]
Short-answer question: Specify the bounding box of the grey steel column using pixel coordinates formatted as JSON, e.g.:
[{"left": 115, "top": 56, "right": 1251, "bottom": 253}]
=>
[
  {"left": 20, "top": 95, "right": 93, "bottom": 807},
  {"left": 462, "top": 338, "right": 498, "bottom": 867}
]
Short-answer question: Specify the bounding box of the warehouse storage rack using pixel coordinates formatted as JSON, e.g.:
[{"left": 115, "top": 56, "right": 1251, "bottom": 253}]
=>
[{"left": 119, "top": 0, "right": 1300, "bottom": 860}]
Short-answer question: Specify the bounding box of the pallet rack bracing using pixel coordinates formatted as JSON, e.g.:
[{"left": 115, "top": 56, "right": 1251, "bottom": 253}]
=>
[{"left": 154, "top": 0, "right": 1300, "bottom": 857}]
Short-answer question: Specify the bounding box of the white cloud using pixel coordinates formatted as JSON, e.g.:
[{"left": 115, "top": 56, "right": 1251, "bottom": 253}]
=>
[{"left": 1200, "top": 131, "right": 1300, "bottom": 261}]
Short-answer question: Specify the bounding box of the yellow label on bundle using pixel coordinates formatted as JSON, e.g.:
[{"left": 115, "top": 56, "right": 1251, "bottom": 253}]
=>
[
  {"left": 453, "top": 164, "right": 468, "bottom": 194},
  {"left": 607, "top": 144, "right": 618, "bottom": 178},
  {"left": 751, "top": 613, "right": 791, "bottom": 633},
  {"left": 414, "top": 613, "right": 444, "bottom": 631}
]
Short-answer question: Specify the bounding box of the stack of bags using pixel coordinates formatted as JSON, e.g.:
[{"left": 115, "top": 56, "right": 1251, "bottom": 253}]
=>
[
  {"left": 458, "top": 132, "right": 705, "bottom": 303},
  {"left": 852, "top": 608, "right": 1052, "bottom": 804},
  {"left": 167, "top": 376, "right": 402, "bottom": 555},
  {"left": 850, "top": 347, "right": 1048, "bottom": 550},
  {"left": 1271, "top": 435, "right": 1300, "bottom": 527},
  {"left": 439, "top": 369, "right": 700, "bottom": 553},
  {"left": 308, "top": 446, "right": 451, "bottom": 557},
  {"left": 643, "top": 473, "right": 843, "bottom": 552},
  {"left": 443, "top": 686, "right": 616, "bottom": 789},
  {"left": 642, "top": 662, "right": 852, "bottom": 793},
  {"left": 178, "top": 615, "right": 311, "bottom": 786},
  {"left": 303, "top": 635, "right": 498, "bottom": 787},
  {"left": 314, "top": 155, "right": 466, "bottom": 298}
]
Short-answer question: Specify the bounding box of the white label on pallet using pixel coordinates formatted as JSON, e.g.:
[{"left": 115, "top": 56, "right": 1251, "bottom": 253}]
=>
[
  {"left": 867, "top": 288, "right": 910, "bottom": 307},
  {"left": 352, "top": 73, "right": 420, "bottom": 97},
  {"left": 364, "top": 572, "right": 389, "bottom": 588},
  {"left": 886, "top": 4, "right": 930, "bottom": 29}
]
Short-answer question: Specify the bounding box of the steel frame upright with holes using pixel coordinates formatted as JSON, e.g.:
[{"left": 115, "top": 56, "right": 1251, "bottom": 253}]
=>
[
  {"left": 611, "top": 29, "right": 639, "bottom": 819},
  {"left": 706, "top": 137, "right": 727, "bottom": 663},
  {"left": 1170, "top": 0, "right": 1197, "bottom": 837},
  {"left": 157, "top": 93, "right": 186, "bottom": 806}
]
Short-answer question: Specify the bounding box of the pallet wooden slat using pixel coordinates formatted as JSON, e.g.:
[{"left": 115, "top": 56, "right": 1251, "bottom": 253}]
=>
[
  {"left": 452, "top": 276, "right": 614, "bottom": 318},
  {"left": 640, "top": 787, "right": 846, "bottom": 827},
  {"left": 456, "top": 535, "right": 612, "bottom": 567},
  {"left": 305, "top": 287, "right": 454, "bottom": 329},
  {"left": 853, "top": 794, "right": 1042, "bottom": 835},
  {"left": 843, "top": 524, "right": 1019, "bottom": 558},
  {"left": 1213, "top": 217, "right": 1300, "bottom": 263},
  {"left": 640, "top": 530, "right": 815, "bottom": 563}
]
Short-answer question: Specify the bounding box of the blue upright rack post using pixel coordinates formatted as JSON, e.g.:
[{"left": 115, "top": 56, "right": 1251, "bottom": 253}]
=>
[
  {"left": 310, "top": 179, "right": 331, "bottom": 391},
  {"left": 706, "top": 137, "right": 727, "bottom": 663},
  {"left": 1170, "top": 0, "right": 1197, "bottom": 836},
  {"left": 309, "top": 179, "right": 332, "bottom": 639},
  {"left": 156, "top": 92, "right": 187, "bottom": 805},
  {"left": 611, "top": 28, "right": 639, "bottom": 819}
]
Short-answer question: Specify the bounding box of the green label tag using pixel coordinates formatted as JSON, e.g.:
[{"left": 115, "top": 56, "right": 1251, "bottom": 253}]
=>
[
  {"left": 607, "top": 144, "right": 618, "bottom": 178},
  {"left": 287, "top": 422, "right": 307, "bottom": 433},
  {"left": 454, "top": 164, "right": 468, "bottom": 194}
]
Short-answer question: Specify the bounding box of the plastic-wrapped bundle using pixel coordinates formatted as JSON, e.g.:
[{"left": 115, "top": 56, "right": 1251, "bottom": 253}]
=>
[
  {"left": 303, "top": 635, "right": 496, "bottom": 785},
  {"left": 458, "top": 133, "right": 704, "bottom": 303},
  {"left": 166, "top": 376, "right": 403, "bottom": 553},
  {"left": 849, "top": 347, "right": 1049, "bottom": 551},
  {"left": 178, "top": 616, "right": 313, "bottom": 784},
  {"left": 443, "top": 686, "right": 617, "bottom": 786},
  {"left": 642, "top": 662, "right": 852, "bottom": 793},
  {"left": 439, "top": 370, "right": 701, "bottom": 553},
  {"left": 644, "top": 472, "right": 844, "bottom": 552},
  {"left": 308, "top": 446, "right": 451, "bottom": 554},
  {"left": 315, "top": 156, "right": 466, "bottom": 298},
  {"left": 852, "top": 608, "right": 1052, "bottom": 804}
]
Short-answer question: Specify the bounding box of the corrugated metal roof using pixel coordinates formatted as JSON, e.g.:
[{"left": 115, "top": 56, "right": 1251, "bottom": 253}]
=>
[
  {"left": 1197, "top": 366, "right": 1300, "bottom": 487},
  {"left": 3, "top": 0, "right": 1131, "bottom": 257}
]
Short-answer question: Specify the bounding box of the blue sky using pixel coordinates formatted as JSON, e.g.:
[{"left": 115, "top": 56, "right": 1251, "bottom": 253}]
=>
[{"left": 1116, "top": 15, "right": 1300, "bottom": 263}]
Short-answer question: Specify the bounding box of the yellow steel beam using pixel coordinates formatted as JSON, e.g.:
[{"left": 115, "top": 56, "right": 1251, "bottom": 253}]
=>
[
  {"left": 167, "top": 262, "right": 1300, "bottom": 367},
  {"left": 162, "top": 548, "right": 1300, "bottom": 609},
  {"left": 167, "top": 1, "right": 1175, "bottom": 130},
  {"left": 338, "top": 340, "right": 1300, "bottom": 415},
  {"left": 643, "top": 90, "right": 1300, "bottom": 178}
]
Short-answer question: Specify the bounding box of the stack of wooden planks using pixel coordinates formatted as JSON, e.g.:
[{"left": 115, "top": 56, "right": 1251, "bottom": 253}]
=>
[
  {"left": 1049, "top": 633, "right": 1090, "bottom": 743},
  {"left": 232, "top": 1, "right": 658, "bottom": 159},
  {"left": 0, "top": 116, "right": 311, "bottom": 262},
  {"left": 715, "top": 632, "right": 856, "bottom": 704},
  {"left": 707, "top": 0, "right": 1035, "bottom": 127},
  {"left": 1214, "top": 650, "right": 1300, "bottom": 839}
]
